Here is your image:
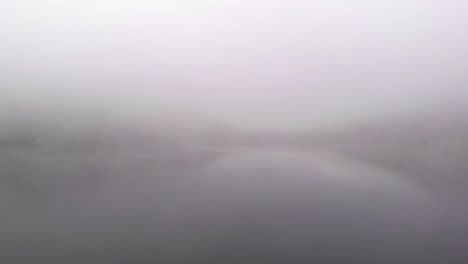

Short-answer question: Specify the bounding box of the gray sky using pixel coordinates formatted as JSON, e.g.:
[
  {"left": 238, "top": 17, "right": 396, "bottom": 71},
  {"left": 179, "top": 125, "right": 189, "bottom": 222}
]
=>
[{"left": 1, "top": 0, "right": 467, "bottom": 130}]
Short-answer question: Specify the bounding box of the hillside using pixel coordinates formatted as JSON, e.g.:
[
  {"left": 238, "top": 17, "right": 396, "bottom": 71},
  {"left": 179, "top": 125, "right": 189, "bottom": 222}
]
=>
[
  {"left": 319, "top": 105, "right": 468, "bottom": 195},
  {"left": 0, "top": 108, "right": 243, "bottom": 202}
]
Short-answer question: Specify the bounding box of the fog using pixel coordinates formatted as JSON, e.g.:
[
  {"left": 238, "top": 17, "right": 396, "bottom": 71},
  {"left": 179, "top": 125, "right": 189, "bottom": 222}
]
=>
[
  {"left": 1, "top": 1, "right": 468, "bottom": 263},
  {"left": 2, "top": 0, "right": 468, "bottom": 130}
]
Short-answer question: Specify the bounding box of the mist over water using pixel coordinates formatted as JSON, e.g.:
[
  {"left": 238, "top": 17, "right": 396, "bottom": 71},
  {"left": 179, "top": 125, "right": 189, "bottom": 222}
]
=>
[{"left": 1, "top": 0, "right": 468, "bottom": 263}]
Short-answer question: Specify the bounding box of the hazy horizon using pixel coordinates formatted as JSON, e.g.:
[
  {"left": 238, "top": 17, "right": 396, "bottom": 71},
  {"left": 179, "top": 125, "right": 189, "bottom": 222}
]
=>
[{"left": 2, "top": 0, "right": 468, "bottom": 131}]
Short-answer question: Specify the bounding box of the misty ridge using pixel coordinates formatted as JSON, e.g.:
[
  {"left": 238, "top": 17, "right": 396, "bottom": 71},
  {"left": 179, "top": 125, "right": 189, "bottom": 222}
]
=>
[
  {"left": 0, "top": 100, "right": 467, "bottom": 201},
  {"left": 0, "top": 107, "right": 232, "bottom": 200}
]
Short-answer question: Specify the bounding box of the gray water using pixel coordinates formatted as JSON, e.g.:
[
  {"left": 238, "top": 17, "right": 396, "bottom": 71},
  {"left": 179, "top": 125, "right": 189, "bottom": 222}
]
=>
[{"left": 0, "top": 147, "right": 459, "bottom": 263}]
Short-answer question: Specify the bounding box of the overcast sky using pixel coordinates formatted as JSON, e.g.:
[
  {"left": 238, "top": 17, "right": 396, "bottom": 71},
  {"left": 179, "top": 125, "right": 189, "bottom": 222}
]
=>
[{"left": 1, "top": 0, "right": 467, "bottom": 131}]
